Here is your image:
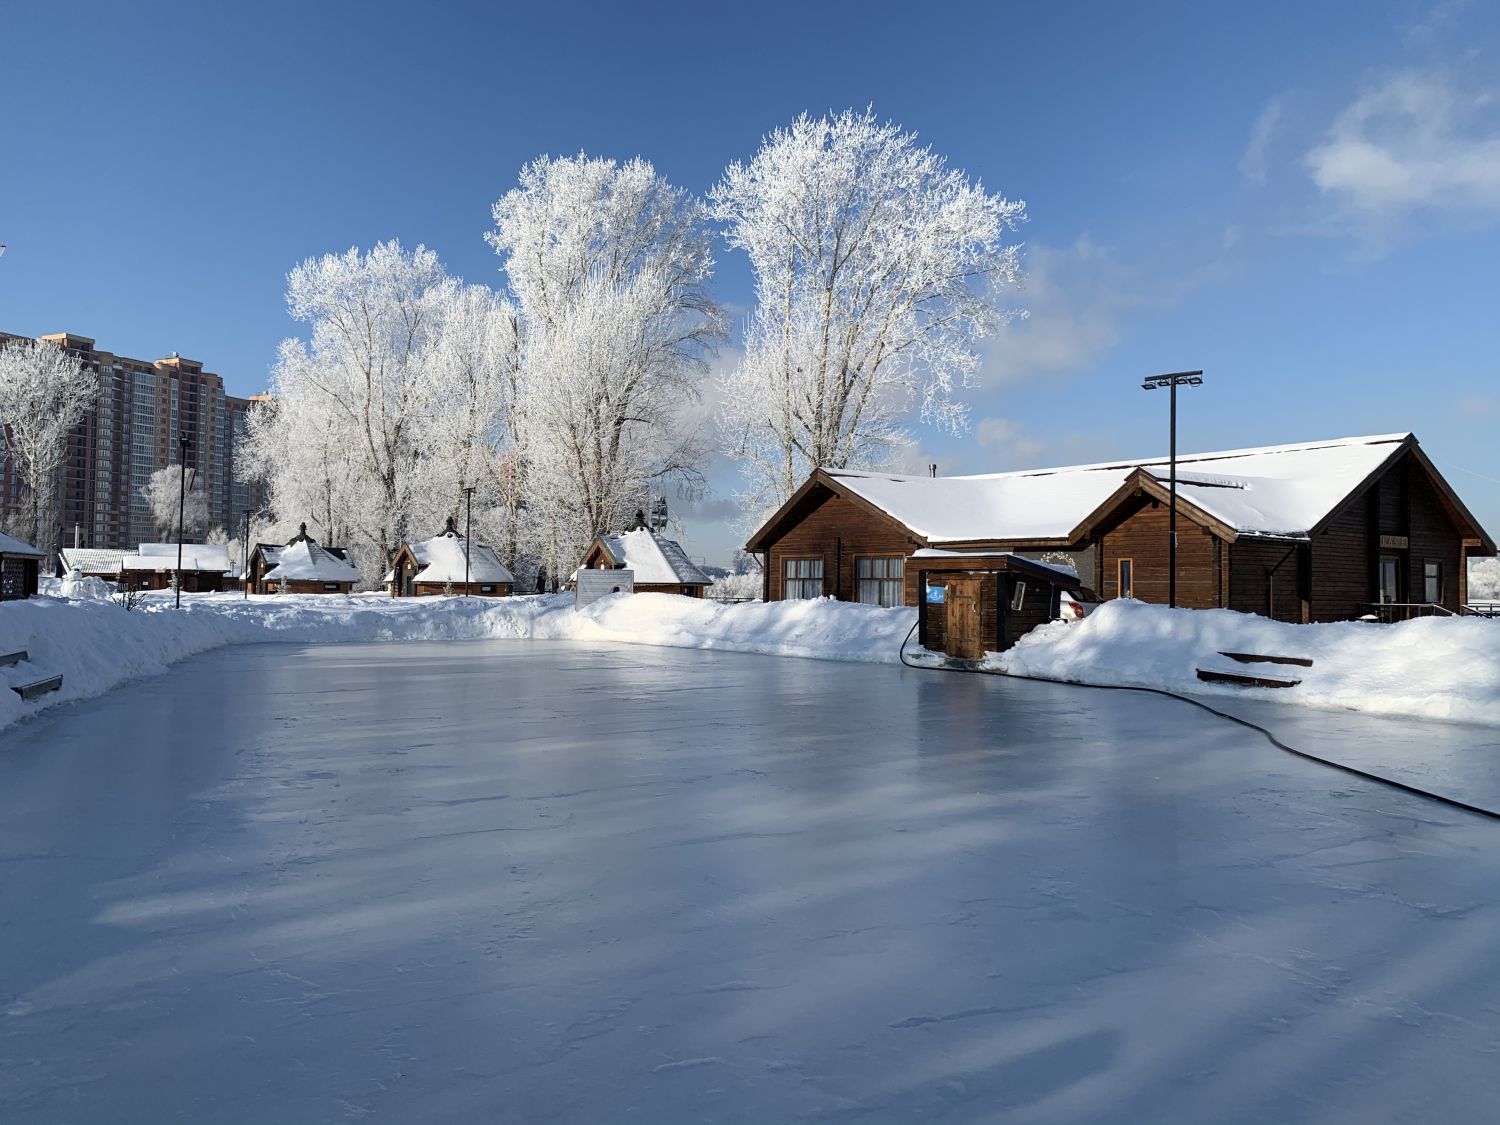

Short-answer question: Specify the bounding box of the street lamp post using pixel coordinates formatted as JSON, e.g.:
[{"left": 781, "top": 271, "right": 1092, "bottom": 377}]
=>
[
  {"left": 175, "top": 435, "right": 190, "bottom": 609},
  {"left": 462, "top": 486, "right": 476, "bottom": 594},
  {"left": 243, "top": 508, "right": 252, "bottom": 600},
  {"left": 1140, "top": 370, "right": 1204, "bottom": 609}
]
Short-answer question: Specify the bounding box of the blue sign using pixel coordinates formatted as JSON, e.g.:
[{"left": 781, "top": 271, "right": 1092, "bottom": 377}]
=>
[{"left": 925, "top": 584, "right": 946, "bottom": 605}]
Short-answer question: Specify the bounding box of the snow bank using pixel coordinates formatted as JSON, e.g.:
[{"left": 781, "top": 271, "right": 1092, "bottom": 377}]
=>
[
  {"left": 0, "top": 592, "right": 915, "bottom": 736},
  {"left": 998, "top": 599, "right": 1500, "bottom": 726}
]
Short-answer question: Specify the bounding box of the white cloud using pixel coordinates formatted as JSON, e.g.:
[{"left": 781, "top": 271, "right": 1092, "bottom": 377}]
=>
[
  {"left": 1306, "top": 70, "right": 1500, "bottom": 215},
  {"left": 974, "top": 417, "right": 1046, "bottom": 465},
  {"left": 1240, "top": 96, "right": 1286, "bottom": 185}
]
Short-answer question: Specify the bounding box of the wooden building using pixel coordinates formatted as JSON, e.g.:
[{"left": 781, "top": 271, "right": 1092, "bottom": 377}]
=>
[
  {"left": 117, "top": 543, "right": 233, "bottom": 592},
  {"left": 745, "top": 433, "right": 1496, "bottom": 646},
  {"left": 247, "top": 524, "right": 359, "bottom": 594},
  {"left": 914, "top": 551, "right": 1086, "bottom": 660},
  {"left": 577, "top": 515, "right": 711, "bottom": 597},
  {"left": 0, "top": 531, "right": 44, "bottom": 601},
  {"left": 57, "top": 547, "right": 133, "bottom": 580},
  {"left": 388, "top": 519, "right": 514, "bottom": 597}
]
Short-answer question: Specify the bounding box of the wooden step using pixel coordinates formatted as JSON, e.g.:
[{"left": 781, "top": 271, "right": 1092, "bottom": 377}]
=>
[
  {"left": 1218, "top": 650, "right": 1313, "bottom": 668},
  {"left": 1197, "top": 667, "right": 1301, "bottom": 690},
  {"left": 11, "top": 675, "right": 62, "bottom": 701},
  {"left": 0, "top": 650, "right": 27, "bottom": 667}
]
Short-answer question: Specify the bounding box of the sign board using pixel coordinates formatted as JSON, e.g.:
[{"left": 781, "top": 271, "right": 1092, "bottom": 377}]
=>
[
  {"left": 576, "top": 568, "right": 634, "bottom": 608},
  {"left": 925, "top": 584, "right": 946, "bottom": 605},
  {"left": 1378, "top": 535, "right": 1409, "bottom": 550}
]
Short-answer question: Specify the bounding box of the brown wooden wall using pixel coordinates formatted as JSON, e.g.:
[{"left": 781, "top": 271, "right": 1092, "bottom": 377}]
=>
[
  {"left": 1092, "top": 499, "right": 1226, "bottom": 609},
  {"left": 916, "top": 568, "right": 1063, "bottom": 654},
  {"left": 765, "top": 492, "right": 920, "bottom": 603},
  {"left": 1228, "top": 540, "right": 1305, "bottom": 621}
]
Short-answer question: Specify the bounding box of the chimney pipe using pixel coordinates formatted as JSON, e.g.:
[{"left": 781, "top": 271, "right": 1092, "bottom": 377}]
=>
[
  {"left": 928, "top": 464, "right": 937, "bottom": 478},
  {"left": 74, "top": 524, "right": 81, "bottom": 549}
]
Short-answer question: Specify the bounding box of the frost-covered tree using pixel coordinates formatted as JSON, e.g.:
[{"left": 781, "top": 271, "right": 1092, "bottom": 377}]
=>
[
  {"left": 141, "top": 464, "right": 209, "bottom": 539},
  {"left": 487, "top": 154, "right": 725, "bottom": 578},
  {"left": 711, "top": 109, "right": 1027, "bottom": 516},
  {"left": 0, "top": 339, "right": 96, "bottom": 558},
  {"left": 263, "top": 241, "right": 451, "bottom": 577}
]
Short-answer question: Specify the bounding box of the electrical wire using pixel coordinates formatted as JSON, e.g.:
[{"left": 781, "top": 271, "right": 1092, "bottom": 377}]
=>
[{"left": 898, "top": 619, "right": 1500, "bottom": 823}]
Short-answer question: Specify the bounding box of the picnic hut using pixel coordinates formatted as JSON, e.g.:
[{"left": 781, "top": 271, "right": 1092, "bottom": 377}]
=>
[
  {"left": 248, "top": 524, "right": 359, "bottom": 594},
  {"left": 118, "top": 543, "right": 233, "bottom": 592},
  {"left": 745, "top": 433, "right": 1496, "bottom": 631},
  {"left": 389, "top": 518, "right": 514, "bottom": 597},
  {"left": 577, "top": 512, "right": 712, "bottom": 597},
  {"left": 0, "top": 531, "right": 44, "bottom": 601}
]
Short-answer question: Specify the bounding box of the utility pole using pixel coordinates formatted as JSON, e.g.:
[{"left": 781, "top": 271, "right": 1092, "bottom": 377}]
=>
[
  {"left": 462, "top": 486, "right": 476, "bottom": 594},
  {"left": 1140, "top": 371, "right": 1204, "bottom": 609},
  {"left": 243, "top": 508, "right": 252, "bottom": 600},
  {"left": 175, "top": 435, "right": 190, "bottom": 609}
]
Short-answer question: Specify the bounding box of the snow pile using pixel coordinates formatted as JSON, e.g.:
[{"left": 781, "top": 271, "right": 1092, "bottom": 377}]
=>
[
  {"left": 0, "top": 592, "right": 914, "bottom": 735},
  {"left": 39, "top": 574, "right": 116, "bottom": 601},
  {"left": 998, "top": 599, "right": 1500, "bottom": 726},
  {"left": 1471, "top": 557, "right": 1500, "bottom": 603}
]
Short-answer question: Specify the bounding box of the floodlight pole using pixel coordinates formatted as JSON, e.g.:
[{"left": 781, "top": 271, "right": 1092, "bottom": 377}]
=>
[
  {"left": 462, "top": 486, "right": 476, "bottom": 595},
  {"left": 175, "top": 436, "right": 190, "bottom": 609},
  {"left": 1140, "top": 371, "right": 1204, "bottom": 609}
]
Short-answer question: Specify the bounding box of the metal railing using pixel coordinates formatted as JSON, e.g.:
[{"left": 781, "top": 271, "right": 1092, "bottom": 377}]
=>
[
  {"left": 1360, "top": 602, "right": 1456, "bottom": 622},
  {"left": 1463, "top": 602, "right": 1500, "bottom": 618}
]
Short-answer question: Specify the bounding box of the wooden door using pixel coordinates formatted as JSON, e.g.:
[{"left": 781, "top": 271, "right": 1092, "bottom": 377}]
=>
[{"left": 945, "top": 576, "right": 984, "bottom": 660}]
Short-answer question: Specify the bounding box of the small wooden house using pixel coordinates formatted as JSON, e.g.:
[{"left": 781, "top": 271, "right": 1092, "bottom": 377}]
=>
[
  {"left": 248, "top": 524, "right": 359, "bottom": 594},
  {"left": 117, "top": 543, "right": 233, "bottom": 592},
  {"left": 0, "top": 531, "right": 44, "bottom": 601},
  {"left": 389, "top": 518, "right": 514, "bottom": 597},
  {"left": 577, "top": 516, "right": 711, "bottom": 597},
  {"left": 914, "top": 551, "right": 1086, "bottom": 660},
  {"left": 57, "top": 547, "right": 133, "bottom": 581},
  {"left": 745, "top": 433, "right": 1496, "bottom": 644}
]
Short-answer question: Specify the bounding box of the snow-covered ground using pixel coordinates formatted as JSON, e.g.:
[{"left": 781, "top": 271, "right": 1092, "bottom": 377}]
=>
[
  {"left": 4, "top": 640, "right": 1500, "bottom": 1123},
  {"left": 5, "top": 583, "right": 1499, "bottom": 735}
]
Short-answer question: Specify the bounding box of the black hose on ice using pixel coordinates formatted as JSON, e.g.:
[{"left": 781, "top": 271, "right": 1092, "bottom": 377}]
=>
[{"left": 897, "top": 619, "right": 1500, "bottom": 823}]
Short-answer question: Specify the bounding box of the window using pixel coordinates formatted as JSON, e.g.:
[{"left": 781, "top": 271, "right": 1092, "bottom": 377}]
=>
[
  {"left": 1117, "top": 558, "right": 1133, "bottom": 599},
  {"left": 783, "top": 557, "right": 823, "bottom": 599},
  {"left": 1010, "top": 580, "right": 1027, "bottom": 611},
  {"left": 481, "top": 585, "right": 495, "bottom": 593},
  {"left": 1424, "top": 561, "right": 1442, "bottom": 604},
  {"left": 856, "top": 556, "right": 904, "bottom": 607},
  {"left": 323, "top": 582, "right": 340, "bottom": 591}
]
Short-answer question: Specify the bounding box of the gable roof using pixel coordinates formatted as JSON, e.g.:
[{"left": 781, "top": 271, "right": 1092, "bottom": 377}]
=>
[
  {"left": 590, "top": 527, "right": 712, "bottom": 586},
  {"left": 263, "top": 539, "right": 361, "bottom": 584},
  {"left": 403, "top": 530, "right": 514, "bottom": 585},
  {"left": 747, "top": 433, "right": 1489, "bottom": 550},
  {"left": 59, "top": 547, "right": 131, "bottom": 572},
  {"left": 122, "top": 543, "right": 233, "bottom": 572}
]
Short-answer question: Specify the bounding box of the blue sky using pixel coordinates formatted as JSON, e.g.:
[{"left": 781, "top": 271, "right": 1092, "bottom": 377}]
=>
[{"left": 4, "top": 0, "right": 1499, "bottom": 563}]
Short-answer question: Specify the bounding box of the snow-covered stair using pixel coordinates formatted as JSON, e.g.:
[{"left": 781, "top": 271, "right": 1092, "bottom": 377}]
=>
[{"left": 1, "top": 650, "right": 63, "bottom": 700}]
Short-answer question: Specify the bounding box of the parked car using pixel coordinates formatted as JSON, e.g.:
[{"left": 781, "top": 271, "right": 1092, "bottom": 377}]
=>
[{"left": 1057, "top": 586, "right": 1102, "bottom": 622}]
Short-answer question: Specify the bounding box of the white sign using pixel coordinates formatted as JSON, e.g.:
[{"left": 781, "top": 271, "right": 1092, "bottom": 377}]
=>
[{"left": 576, "top": 568, "right": 634, "bottom": 608}]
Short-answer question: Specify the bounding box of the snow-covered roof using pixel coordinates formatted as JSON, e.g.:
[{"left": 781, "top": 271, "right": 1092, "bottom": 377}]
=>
[
  {"left": 407, "top": 531, "right": 514, "bottom": 585},
  {"left": 826, "top": 434, "right": 1412, "bottom": 543},
  {"left": 594, "top": 528, "right": 712, "bottom": 586},
  {"left": 0, "top": 531, "right": 44, "bottom": 558},
  {"left": 122, "top": 544, "right": 233, "bottom": 572},
  {"left": 263, "top": 539, "right": 360, "bottom": 584},
  {"left": 59, "top": 547, "right": 130, "bottom": 571}
]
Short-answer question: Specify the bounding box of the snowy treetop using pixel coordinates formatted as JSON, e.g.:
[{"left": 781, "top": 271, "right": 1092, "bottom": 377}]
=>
[{"left": 829, "top": 433, "right": 1413, "bottom": 542}]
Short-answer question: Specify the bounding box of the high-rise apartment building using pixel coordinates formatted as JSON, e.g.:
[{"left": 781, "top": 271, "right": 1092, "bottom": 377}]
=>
[{"left": 0, "top": 330, "right": 265, "bottom": 552}]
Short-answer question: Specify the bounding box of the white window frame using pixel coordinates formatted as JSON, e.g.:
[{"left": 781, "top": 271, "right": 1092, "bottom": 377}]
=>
[{"left": 783, "top": 557, "right": 824, "bottom": 600}]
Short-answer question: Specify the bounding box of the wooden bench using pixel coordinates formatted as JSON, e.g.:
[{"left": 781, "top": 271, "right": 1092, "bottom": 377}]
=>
[
  {"left": 0, "top": 650, "right": 27, "bottom": 668},
  {"left": 1218, "top": 651, "right": 1313, "bottom": 668},
  {"left": 1196, "top": 667, "right": 1301, "bottom": 690},
  {"left": 11, "top": 674, "right": 62, "bottom": 701}
]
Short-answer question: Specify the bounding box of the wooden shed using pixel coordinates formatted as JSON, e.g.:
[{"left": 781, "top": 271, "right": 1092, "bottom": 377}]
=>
[
  {"left": 745, "top": 433, "right": 1496, "bottom": 627},
  {"left": 117, "top": 543, "right": 233, "bottom": 592},
  {"left": 0, "top": 531, "right": 44, "bottom": 601},
  {"left": 247, "top": 524, "right": 359, "bottom": 594},
  {"left": 577, "top": 515, "right": 712, "bottom": 597},
  {"left": 389, "top": 518, "right": 514, "bottom": 597},
  {"left": 57, "top": 547, "right": 133, "bottom": 581},
  {"left": 914, "top": 551, "right": 1086, "bottom": 659}
]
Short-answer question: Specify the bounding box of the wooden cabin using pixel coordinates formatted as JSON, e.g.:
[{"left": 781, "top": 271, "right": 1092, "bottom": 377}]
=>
[
  {"left": 745, "top": 434, "right": 1496, "bottom": 645},
  {"left": 915, "top": 551, "right": 1086, "bottom": 660},
  {"left": 117, "top": 543, "right": 233, "bottom": 592},
  {"left": 389, "top": 518, "right": 514, "bottom": 597},
  {"left": 247, "top": 524, "right": 359, "bottom": 594},
  {"left": 577, "top": 515, "right": 711, "bottom": 597},
  {"left": 0, "top": 531, "right": 44, "bottom": 601},
  {"left": 57, "top": 547, "right": 133, "bottom": 581}
]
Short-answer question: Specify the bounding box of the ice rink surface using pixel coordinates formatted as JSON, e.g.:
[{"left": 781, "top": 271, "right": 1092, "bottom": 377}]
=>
[{"left": 3, "top": 640, "right": 1499, "bottom": 1123}]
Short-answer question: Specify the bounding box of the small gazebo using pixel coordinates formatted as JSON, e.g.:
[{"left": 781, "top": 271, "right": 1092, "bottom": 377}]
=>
[
  {"left": 388, "top": 517, "right": 514, "bottom": 597},
  {"left": 0, "top": 531, "right": 45, "bottom": 601},
  {"left": 247, "top": 524, "right": 359, "bottom": 595}
]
